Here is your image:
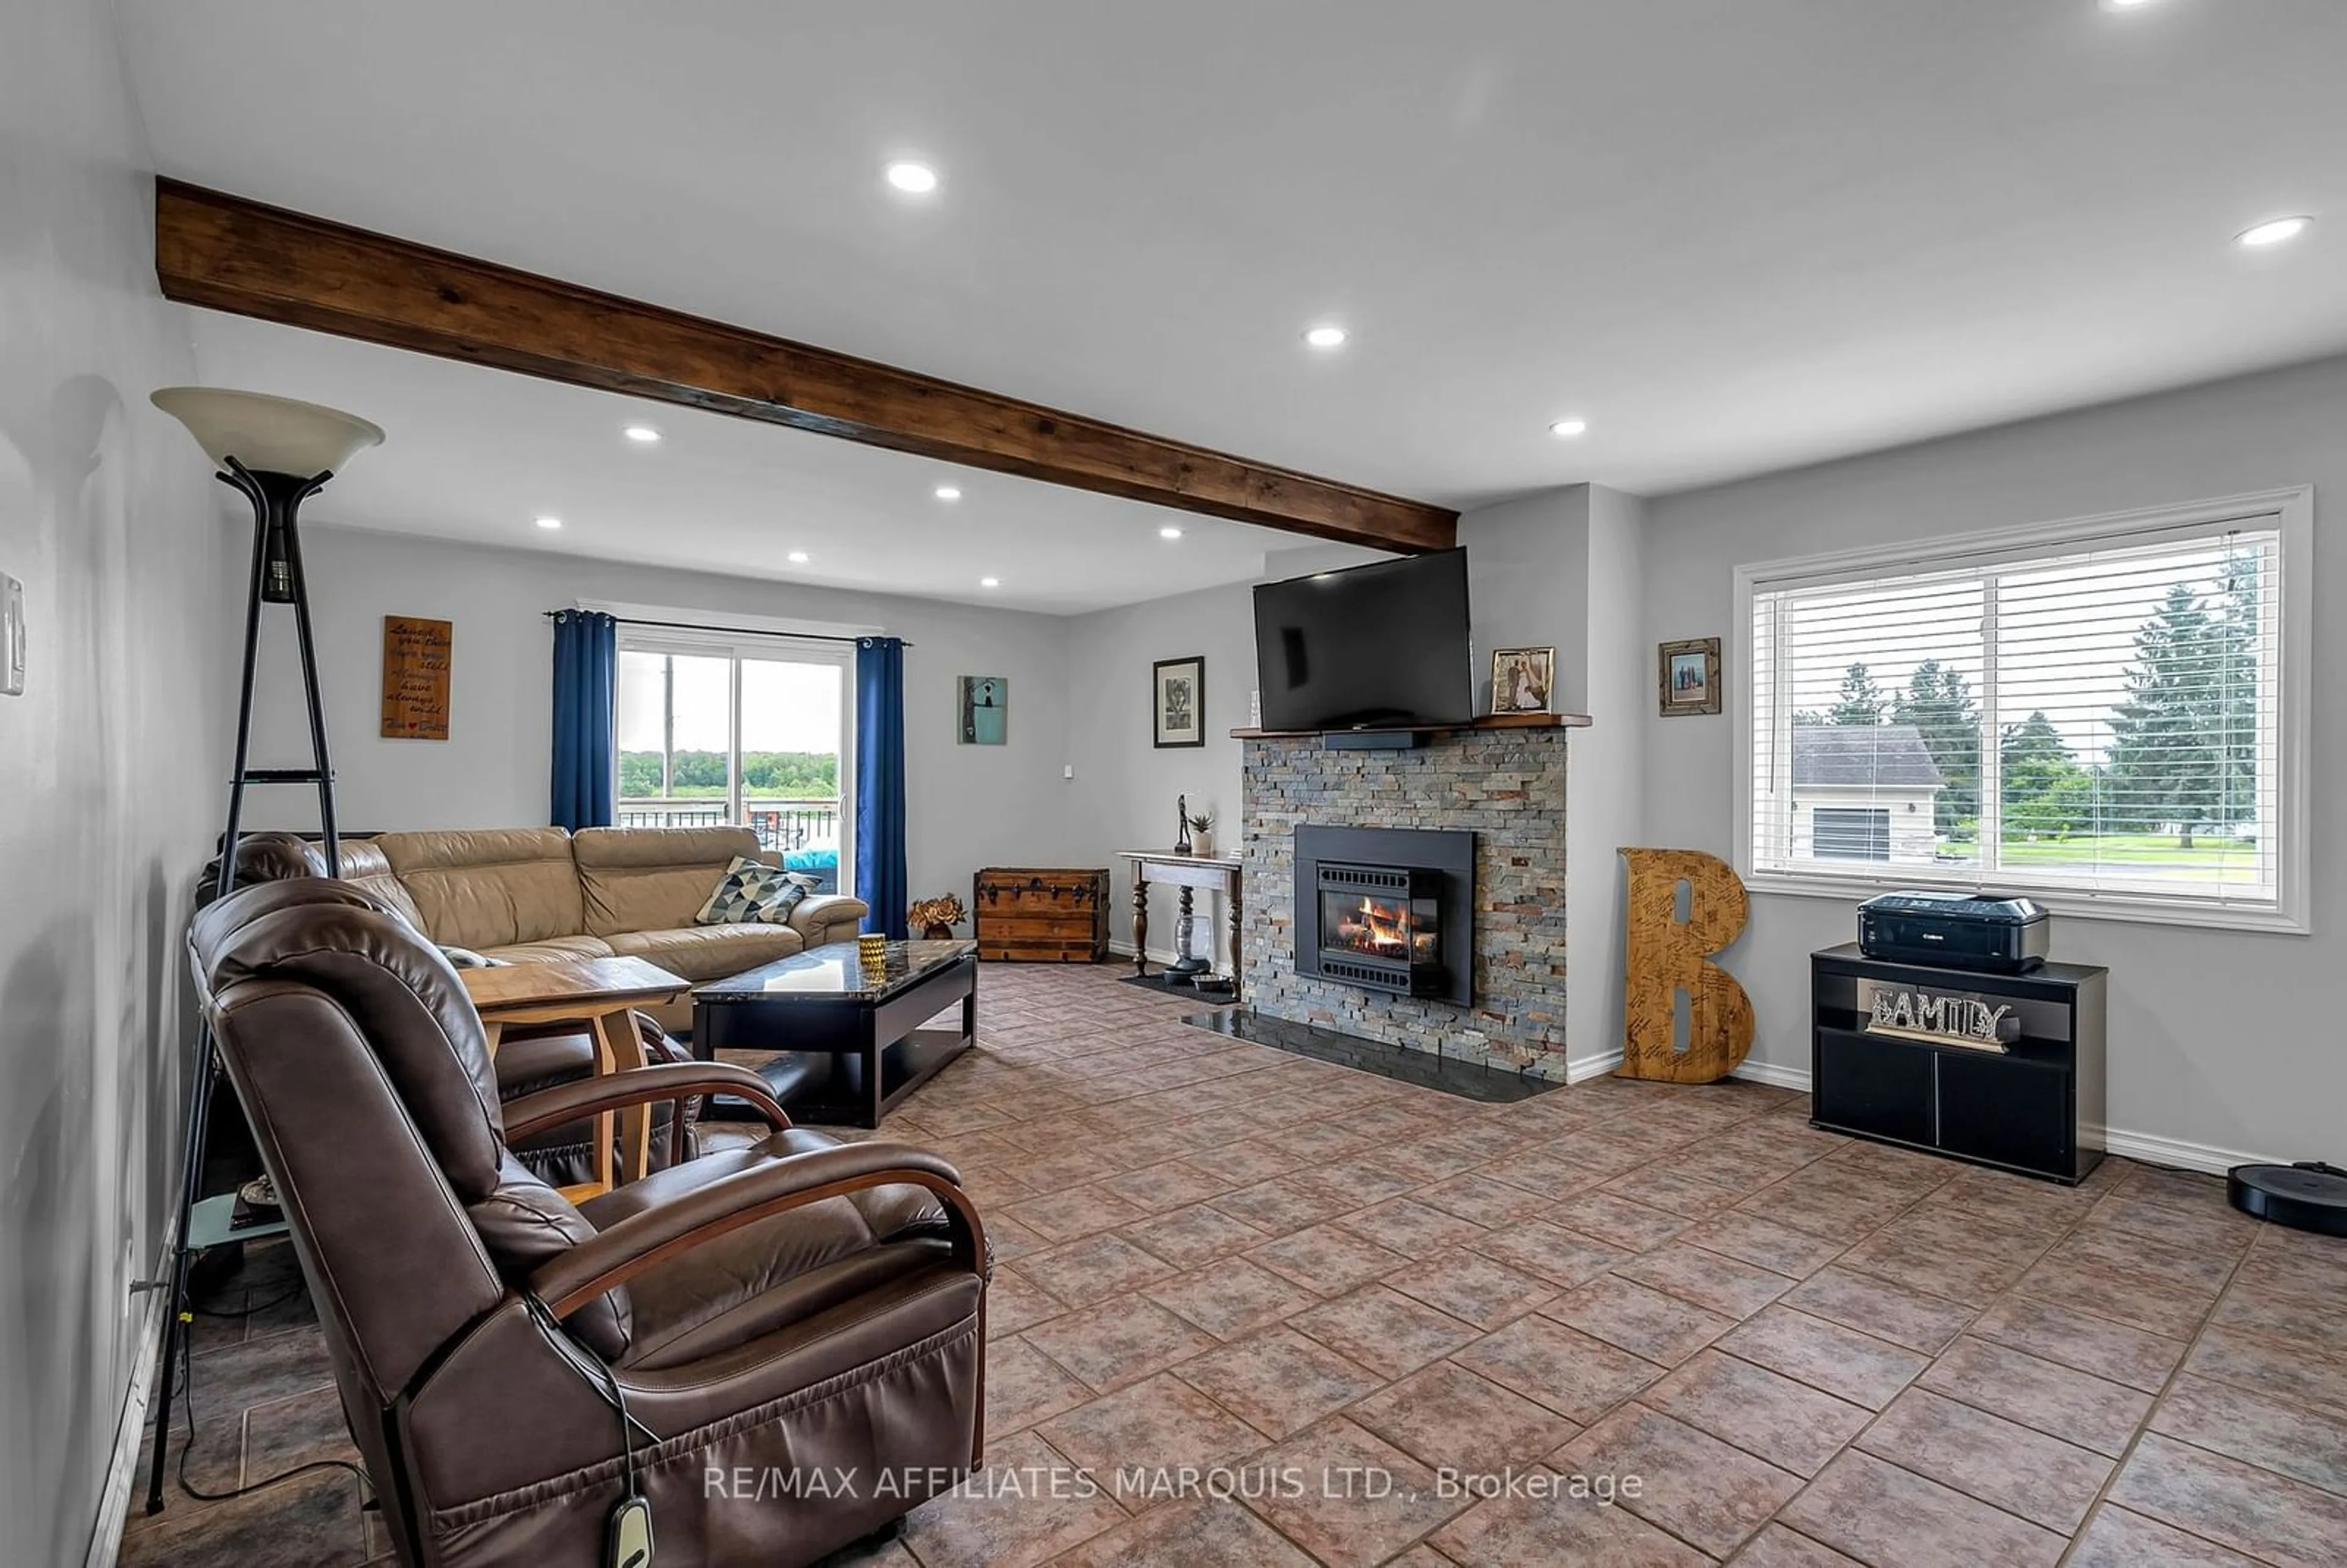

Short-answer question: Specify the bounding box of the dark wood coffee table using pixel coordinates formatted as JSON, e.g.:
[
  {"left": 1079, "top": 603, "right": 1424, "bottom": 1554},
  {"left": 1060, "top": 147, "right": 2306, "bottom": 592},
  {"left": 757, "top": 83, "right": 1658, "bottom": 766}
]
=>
[{"left": 692, "top": 940, "right": 976, "bottom": 1128}]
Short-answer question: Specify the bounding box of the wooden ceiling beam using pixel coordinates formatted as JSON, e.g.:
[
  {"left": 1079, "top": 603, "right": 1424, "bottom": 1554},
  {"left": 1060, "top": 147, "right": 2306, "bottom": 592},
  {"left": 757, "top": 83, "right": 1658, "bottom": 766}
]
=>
[{"left": 154, "top": 180, "right": 1456, "bottom": 554}]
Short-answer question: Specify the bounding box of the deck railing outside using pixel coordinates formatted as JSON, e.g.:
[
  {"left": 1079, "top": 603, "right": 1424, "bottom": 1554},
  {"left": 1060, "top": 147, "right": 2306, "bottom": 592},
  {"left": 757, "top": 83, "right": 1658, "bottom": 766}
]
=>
[{"left": 615, "top": 797, "right": 839, "bottom": 855}]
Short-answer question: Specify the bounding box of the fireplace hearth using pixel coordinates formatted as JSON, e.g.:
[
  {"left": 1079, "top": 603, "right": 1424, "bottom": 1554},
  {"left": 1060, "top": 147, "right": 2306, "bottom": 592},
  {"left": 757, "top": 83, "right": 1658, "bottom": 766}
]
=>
[{"left": 1295, "top": 825, "right": 1474, "bottom": 1005}]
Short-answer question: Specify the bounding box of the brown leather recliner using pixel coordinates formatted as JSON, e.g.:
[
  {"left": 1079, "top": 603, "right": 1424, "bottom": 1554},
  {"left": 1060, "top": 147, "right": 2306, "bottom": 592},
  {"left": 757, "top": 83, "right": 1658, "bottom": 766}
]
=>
[{"left": 189, "top": 877, "right": 988, "bottom": 1567}]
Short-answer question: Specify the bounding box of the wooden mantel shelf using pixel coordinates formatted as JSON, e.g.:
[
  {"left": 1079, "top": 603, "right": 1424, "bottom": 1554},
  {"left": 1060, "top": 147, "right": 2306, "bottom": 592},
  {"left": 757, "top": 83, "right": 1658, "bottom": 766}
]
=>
[{"left": 1230, "top": 712, "right": 1593, "bottom": 741}]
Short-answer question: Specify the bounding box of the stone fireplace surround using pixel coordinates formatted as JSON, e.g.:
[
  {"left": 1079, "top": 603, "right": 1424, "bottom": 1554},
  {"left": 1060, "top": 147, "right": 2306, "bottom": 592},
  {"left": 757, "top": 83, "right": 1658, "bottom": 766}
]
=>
[{"left": 1239, "top": 726, "right": 1571, "bottom": 1079}]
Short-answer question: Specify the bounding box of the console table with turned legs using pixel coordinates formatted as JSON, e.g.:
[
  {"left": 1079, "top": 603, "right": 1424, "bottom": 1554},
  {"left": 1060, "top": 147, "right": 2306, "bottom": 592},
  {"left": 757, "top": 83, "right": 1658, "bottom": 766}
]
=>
[{"left": 1119, "top": 851, "right": 1244, "bottom": 998}]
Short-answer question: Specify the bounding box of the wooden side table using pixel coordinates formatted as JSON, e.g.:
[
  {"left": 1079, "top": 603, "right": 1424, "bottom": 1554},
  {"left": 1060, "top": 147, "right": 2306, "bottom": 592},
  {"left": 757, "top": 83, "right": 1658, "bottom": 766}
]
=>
[
  {"left": 1119, "top": 851, "right": 1243, "bottom": 997},
  {"left": 460, "top": 956, "right": 688, "bottom": 1204}
]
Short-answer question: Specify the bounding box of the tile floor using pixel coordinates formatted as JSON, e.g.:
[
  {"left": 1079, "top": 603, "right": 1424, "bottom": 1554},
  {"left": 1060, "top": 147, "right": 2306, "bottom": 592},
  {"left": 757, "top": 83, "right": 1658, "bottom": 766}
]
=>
[{"left": 120, "top": 961, "right": 2347, "bottom": 1567}]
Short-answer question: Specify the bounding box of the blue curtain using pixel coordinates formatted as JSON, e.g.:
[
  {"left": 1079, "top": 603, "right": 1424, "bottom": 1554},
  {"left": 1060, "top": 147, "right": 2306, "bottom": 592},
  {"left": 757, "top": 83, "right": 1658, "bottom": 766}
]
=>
[
  {"left": 550, "top": 610, "right": 617, "bottom": 830},
  {"left": 856, "top": 636, "right": 909, "bottom": 937}
]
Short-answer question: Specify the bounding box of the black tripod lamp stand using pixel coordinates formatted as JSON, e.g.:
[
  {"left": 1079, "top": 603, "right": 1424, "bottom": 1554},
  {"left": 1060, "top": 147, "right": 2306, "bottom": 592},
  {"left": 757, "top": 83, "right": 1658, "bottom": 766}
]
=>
[{"left": 141, "top": 387, "right": 383, "bottom": 1514}]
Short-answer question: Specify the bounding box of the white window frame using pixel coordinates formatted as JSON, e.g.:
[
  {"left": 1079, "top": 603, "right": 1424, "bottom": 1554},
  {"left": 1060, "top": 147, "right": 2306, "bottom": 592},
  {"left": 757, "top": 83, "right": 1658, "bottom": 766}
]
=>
[
  {"left": 1732, "top": 486, "right": 2313, "bottom": 934},
  {"left": 613, "top": 626, "right": 858, "bottom": 896}
]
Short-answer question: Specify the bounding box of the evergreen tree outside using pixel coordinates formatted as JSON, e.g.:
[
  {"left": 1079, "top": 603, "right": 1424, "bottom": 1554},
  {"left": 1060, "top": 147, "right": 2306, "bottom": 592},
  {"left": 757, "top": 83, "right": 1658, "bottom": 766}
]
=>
[
  {"left": 2104, "top": 560, "right": 2260, "bottom": 849},
  {"left": 2214, "top": 552, "right": 2263, "bottom": 841},
  {"left": 2000, "top": 709, "right": 2068, "bottom": 770},
  {"left": 1891, "top": 660, "right": 1980, "bottom": 832},
  {"left": 1827, "top": 663, "right": 1887, "bottom": 727},
  {"left": 1999, "top": 711, "right": 2098, "bottom": 840}
]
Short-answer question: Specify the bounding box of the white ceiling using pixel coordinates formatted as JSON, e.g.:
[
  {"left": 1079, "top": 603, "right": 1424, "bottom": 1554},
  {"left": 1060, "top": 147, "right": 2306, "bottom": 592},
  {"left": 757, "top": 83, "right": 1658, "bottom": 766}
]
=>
[
  {"left": 121, "top": 1, "right": 2347, "bottom": 584},
  {"left": 182, "top": 313, "right": 1349, "bottom": 614}
]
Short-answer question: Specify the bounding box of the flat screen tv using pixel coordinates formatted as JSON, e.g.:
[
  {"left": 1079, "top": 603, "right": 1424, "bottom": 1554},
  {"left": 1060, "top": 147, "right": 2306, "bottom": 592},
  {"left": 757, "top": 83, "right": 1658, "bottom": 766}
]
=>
[{"left": 1252, "top": 549, "right": 1474, "bottom": 731}]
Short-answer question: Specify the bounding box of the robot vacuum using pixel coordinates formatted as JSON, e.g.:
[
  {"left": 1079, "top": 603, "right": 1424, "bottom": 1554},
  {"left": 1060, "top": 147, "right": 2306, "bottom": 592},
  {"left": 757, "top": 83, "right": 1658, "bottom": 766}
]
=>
[{"left": 2228, "top": 1161, "right": 2347, "bottom": 1237}]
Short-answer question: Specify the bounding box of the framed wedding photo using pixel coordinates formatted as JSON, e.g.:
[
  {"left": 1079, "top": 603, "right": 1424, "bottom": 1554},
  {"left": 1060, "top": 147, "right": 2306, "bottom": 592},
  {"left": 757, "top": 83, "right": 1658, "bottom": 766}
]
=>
[
  {"left": 1153, "top": 656, "right": 1205, "bottom": 747},
  {"left": 1658, "top": 637, "right": 1722, "bottom": 716},
  {"left": 1489, "top": 647, "right": 1556, "bottom": 714}
]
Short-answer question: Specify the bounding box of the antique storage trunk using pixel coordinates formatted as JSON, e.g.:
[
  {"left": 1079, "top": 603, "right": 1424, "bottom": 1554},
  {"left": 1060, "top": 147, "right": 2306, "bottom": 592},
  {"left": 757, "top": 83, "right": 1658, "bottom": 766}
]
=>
[{"left": 974, "top": 867, "right": 1110, "bottom": 962}]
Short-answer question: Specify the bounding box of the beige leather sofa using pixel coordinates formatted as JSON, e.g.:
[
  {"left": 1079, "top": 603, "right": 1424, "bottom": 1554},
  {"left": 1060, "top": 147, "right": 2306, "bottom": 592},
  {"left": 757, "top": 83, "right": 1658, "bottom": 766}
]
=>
[{"left": 233, "top": 825, "right": 868, "bottom": 1031}]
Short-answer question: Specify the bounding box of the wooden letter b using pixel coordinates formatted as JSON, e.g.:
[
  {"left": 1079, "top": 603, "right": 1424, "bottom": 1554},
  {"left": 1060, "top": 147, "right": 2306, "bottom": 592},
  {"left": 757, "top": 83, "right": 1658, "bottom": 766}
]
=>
[{"left": 1618, "top": 848, "right": 1755, "bottom": 1083}]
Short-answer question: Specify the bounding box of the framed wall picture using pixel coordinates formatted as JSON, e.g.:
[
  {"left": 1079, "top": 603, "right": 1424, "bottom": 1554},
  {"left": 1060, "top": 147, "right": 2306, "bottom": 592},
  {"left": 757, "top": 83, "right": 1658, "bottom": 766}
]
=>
[
  {"left": 1658, "top": 637, "right": 1722, "bottom": 717},
  {"left": 1490, "top": 647, "right": 1556, "bottom": 714},
  {"left": 958, "top": 675, "right": 1007, "bottom": 744},
  {"left": 1153, "top": 656, "right": 1205, "bottom": 748},
  {"left": 380, "top": 615, "right": 453, "bottom": 739}
]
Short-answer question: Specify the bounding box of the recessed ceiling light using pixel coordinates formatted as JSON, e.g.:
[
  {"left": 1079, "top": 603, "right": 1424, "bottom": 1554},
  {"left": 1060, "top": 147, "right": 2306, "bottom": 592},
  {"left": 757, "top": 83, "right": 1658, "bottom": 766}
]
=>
[
  {"left": 885, "top": 161, "right": 939, "bottom": 194},
  {"left": 2236, "top": 216, "right": 2313, "bottom": 249},
  {"left": 1159, "top": 526, "right": 1184, "bottom": 540},
  {"left": 787, "top": 550, "right": 810, "bottom": 564},
  {"left": 622, "top": 424, "right": 661, "bottom": 444},
  {"left": 935, "top": 484, "right": 962, "bottom": 500},
  {"left": 1549, "top": 417, "right": 1590, "bottom": 438},
  {"left": 2097, "top": 0, "right": 2158, "bottom": 12},
  {"left": 535, "top": 516, "right": 563, "bottom": 530},
  {"left": 1303, "top": 324, "right": 1348, "bottom": 350},
  {"left": 980, "top": 576, "right": 1001, "bottom": 588}
]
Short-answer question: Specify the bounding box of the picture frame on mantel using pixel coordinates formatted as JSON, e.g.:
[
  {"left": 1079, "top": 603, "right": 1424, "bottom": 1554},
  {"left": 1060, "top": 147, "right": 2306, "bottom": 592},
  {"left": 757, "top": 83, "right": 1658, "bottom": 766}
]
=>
[
  {"left": 1490, "top": 647, "right": 1555, "bottom": 714},
  {"left": 1153, "top": 656, "right": 1205, "bottom": 748},
  {"left": 1658, "top": 636, "right": 1722, "bottom": 717}
]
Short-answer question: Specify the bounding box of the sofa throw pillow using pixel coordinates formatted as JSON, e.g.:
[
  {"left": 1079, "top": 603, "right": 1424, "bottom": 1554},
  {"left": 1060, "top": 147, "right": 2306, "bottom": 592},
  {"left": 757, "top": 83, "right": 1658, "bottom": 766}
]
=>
[{"left": 695, "top": 856, "right": 818, "bottom": 925}]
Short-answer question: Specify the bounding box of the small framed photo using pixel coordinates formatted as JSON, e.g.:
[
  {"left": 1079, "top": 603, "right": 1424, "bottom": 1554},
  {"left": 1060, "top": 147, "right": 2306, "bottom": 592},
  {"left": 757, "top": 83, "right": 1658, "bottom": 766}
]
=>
[
  {"left": 957, "top": 675, "right": 1007, "bottom": 744},
  {"left": 1489, "top": 647, "right": 1556, "bottom": 714},
  {"left": 1658, "top": 637, "right": 1722, "bottom": 717},
  {"left": 1153, "top": 656, "right": 1205, "bottom": 748}
]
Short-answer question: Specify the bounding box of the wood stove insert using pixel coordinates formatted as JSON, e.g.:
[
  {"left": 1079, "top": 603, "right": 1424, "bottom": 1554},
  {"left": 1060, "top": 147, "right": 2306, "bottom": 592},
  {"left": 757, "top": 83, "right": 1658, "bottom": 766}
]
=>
[{"left": 1295, "top": 824, "right": 1474, "bottom": 1005}]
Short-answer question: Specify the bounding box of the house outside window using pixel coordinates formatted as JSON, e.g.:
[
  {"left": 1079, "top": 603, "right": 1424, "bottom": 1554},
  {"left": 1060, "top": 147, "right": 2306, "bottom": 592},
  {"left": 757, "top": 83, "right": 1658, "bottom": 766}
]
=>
[{"left": 1793, "top": 727, "right": 1943, "bottom": 863}]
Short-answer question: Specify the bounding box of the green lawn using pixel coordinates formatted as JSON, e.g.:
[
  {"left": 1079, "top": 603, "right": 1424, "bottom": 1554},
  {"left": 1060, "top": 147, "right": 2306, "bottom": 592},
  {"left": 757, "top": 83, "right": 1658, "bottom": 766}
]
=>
[{"left": 1984, "top": 832, "right": 2261, "bottom": 879}]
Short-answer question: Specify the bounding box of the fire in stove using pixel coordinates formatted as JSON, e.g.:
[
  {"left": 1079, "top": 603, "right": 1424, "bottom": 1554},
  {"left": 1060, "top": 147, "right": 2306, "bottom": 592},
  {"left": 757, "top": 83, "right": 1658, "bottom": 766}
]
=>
[{"left": 1329, "top": 895, "right": 1436, "bottom": 959}]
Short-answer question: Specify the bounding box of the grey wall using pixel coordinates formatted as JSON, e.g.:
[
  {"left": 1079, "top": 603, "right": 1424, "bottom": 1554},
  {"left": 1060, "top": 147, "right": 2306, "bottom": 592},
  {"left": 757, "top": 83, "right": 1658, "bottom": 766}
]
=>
[
  {"left": 1460, "top": 485, "right": 1647, "bottom": 1072},
  {"left": 1462, "top": 489, "right": 1592, "bottom": 713},
  {"left": 1063, "top": 581, "right": 1255, "bottom": 967},
  {"left": 0, "top": 4, "right": 239, "bottom": 1561},
  {"left": 245, "top": 527, "right": 1078, "bottom": 921},
  {"left": 1640, "top": 353, "right": 2347, "bottom": 1163},
  {"left": 1577, "top": 486, "right": 1650, "bottom": 1072},
  {"left": 1062, "top": 544, "right": 1378, "bottom": 969}
]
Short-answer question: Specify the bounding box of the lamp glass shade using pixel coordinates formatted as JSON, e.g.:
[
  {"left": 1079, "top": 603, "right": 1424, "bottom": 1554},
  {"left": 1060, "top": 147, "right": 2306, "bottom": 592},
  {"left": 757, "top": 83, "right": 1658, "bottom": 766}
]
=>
[{"left": 150, "top": 387, "right": 384, "bottom": 476}]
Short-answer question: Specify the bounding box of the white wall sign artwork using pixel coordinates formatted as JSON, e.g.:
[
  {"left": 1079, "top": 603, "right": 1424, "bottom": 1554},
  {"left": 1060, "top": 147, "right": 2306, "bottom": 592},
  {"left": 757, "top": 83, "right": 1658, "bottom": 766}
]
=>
[{"left": 1857, "top": 978, "right": 2021, "bottom": 1052}]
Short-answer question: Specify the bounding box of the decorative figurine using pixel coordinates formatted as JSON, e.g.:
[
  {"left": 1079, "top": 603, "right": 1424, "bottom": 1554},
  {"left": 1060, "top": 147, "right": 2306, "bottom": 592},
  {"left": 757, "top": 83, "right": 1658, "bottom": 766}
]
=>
[{"left": 1174, "top": 793, "right": 1193, "bottom": 856}]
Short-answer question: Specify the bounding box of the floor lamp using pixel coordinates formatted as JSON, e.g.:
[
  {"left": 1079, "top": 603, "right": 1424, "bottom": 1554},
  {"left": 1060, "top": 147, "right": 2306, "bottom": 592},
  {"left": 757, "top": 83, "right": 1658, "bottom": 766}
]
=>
[{"left": 142, "top": 387, "right": 383, "bottom": 1514}]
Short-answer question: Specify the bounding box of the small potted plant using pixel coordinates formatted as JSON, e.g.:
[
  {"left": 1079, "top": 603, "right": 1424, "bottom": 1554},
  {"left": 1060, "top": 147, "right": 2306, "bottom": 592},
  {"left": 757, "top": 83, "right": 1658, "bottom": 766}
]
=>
[
  {"left": 1186, "top": 809, "right": 1217, "bottom": 859},
  {"left": 908, "top": 894, "right": 967, "bottom": 941}
]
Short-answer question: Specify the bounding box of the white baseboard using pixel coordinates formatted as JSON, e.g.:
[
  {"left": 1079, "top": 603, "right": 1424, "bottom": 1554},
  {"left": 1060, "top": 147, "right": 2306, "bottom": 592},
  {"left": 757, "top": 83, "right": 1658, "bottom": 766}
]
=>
[
  {"left": 1106, "top": 937, "right": 1194, "bottom": 967},
  {"left": 2093, "top": 1126, "right": 2272, "bottom": 1178},
  {"left": 86, "top": 1233, "right": 178, "bottom": 1568},
  {"left": 1728, "top": 1058, "right": 1813, "bottom": 1092},
  {"left": 1566, "top": 1049, "right": 1625, "bottom": 1083},
  {"left": 1726, "top": 1060, "right": 2271, "bottom": 1176}
]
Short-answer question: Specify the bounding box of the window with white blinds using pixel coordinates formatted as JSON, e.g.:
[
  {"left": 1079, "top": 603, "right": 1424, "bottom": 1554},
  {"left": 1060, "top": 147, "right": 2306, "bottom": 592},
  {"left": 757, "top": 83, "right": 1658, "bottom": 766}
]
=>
[{"left": 1738, "top": 491, "right": 2308, "bottom": 929}]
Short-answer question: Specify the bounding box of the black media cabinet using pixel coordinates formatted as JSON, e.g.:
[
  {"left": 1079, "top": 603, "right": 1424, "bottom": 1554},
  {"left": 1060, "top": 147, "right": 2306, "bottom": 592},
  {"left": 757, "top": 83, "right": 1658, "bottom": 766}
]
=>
[{"left": 1811, "top": 943, "right": 2106, "bottom": 1185}]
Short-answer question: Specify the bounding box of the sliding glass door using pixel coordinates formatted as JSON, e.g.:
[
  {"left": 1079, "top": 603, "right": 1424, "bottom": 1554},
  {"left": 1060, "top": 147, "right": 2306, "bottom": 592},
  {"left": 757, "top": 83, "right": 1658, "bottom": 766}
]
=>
[{"left": 615, "top": 634, "right": 854, "bottom": 894}]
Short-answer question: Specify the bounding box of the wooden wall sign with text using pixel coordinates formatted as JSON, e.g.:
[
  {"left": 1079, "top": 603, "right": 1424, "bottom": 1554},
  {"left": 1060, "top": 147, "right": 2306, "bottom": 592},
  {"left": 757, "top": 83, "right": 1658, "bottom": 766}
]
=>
[{"left": 380, "top": 616, "right": 452, "bottom": 740}]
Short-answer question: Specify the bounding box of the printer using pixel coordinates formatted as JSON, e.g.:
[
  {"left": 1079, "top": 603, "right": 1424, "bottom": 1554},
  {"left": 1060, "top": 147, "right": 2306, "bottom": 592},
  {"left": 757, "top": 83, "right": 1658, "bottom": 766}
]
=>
[{"left": 1857, "top": 890, "right": 2049, "bottom": 973}]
